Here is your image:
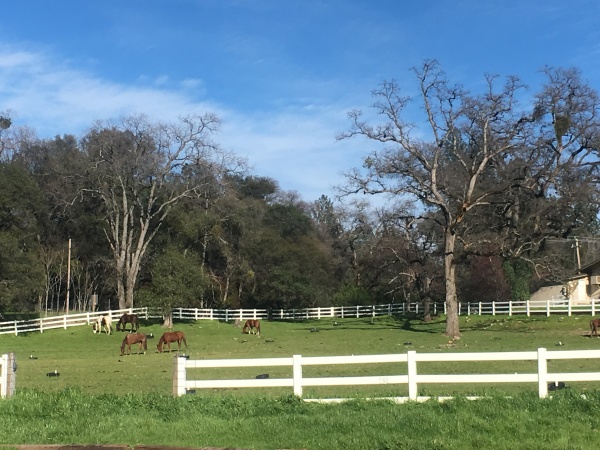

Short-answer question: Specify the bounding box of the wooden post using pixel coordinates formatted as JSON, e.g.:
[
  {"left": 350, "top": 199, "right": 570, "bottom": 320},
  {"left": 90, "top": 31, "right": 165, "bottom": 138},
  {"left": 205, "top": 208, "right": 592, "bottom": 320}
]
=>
[
  {"left": 292, "top": 354, "right": 303, "bottom": 397},
  {"left": 65, "top": 239, "right": 71, "bottom": 314},
  {"left": 407, "top": 350, "right": 417, "bottom": 401},
  {"left": 0, "top": 353, "right": 16, "bottom": 398},
  {"left": 173, "top": 356, "right": 187, "bottom": 397},
  {"left": 537, "top": 348, "right": 548, "bottom": 398},
  {"left": 0, "top": 353, "right": 6, "bottom": 398}
]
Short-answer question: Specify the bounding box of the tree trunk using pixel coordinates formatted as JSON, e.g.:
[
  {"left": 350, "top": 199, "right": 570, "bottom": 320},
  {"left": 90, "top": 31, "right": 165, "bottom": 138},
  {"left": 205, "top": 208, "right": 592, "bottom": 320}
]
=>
[
  {"left": 162, "top": 312, "right": 173, "bottom": 328},
  {"left": 116, "top": 268, "right": 126, "bottom": 309},
  {"left": 444, "top": 229, "right": 460, "bottom": 337}
]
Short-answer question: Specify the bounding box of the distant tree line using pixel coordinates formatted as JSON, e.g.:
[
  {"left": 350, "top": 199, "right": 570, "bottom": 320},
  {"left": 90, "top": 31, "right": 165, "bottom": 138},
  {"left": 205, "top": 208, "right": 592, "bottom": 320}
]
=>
[{"left": 1, "top": 61, "right": 599, "bottom": 336}]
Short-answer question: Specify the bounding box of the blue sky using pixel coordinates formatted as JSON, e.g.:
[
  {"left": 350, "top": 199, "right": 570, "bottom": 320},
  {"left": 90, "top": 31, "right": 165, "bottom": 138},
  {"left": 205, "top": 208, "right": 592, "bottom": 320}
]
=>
[{"left": 1, "top": 1, "right": 600, "bottom": 201}]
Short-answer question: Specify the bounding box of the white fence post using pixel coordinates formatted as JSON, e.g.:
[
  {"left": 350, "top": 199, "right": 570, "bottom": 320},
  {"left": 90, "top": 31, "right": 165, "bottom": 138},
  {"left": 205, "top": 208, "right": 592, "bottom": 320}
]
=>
[
  {"left": 1, "top": 353, "right": 16, "bottom": 399},
  {"left": 537, "top": 348, "right": 548, "bottom": 398},
  {"left": 173, "top": 356, "right": 187, "bottom": 397},
  {"left": 0, "top": 353, "right": 6, "bottom": 398},
  {"left": 526, "top": 300, "right": 530, "bottom": 317},
  {"left": 407, "top": 350, "right": 417, "bottom": 400},
  {"left": 568, "top": 299, "right": 572, "bottom": 317},
  {"left": 593, "top": 300, "right": 596, "bottom": 316},
  {"left": 293, "top": 354, "right": 303, "bottom": 397}
]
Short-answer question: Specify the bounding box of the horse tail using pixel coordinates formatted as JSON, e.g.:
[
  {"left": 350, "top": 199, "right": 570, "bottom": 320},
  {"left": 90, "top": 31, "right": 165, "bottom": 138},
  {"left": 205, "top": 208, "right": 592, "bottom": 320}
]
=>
[
  {"left": 257, "top": 322, "right": 261, "bottom": 336},
  {"left": 143, "top": 336, "right": 147, "bottom": 352},
  {"left": 183, "top": 334, "right": 188, "bottom": 348}
]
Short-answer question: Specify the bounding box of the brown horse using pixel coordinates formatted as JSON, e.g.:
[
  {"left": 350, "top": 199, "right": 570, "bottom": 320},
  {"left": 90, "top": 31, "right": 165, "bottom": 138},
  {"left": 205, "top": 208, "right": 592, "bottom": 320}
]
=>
[
  {"left": 242, "top": 319, "right": 261, "bottom": 336},
  {"left": 590, "top": 319, "right": 600, "bottom": 337},
  {"left": 116, "top": 313, "right": 139, "bottom": 332},
  {"left": 120, "top": 333, "right": 147, "bottom": 355},
  {"left": 157, "top": 331, "right": 188, "bottom": 353}
]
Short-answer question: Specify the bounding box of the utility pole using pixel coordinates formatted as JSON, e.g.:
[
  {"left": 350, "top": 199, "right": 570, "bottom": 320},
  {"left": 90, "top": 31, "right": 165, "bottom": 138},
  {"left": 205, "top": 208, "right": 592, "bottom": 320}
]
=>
[
  {"left": 574, "top": 237, "right": 581, "bottom": 270},
  {"left": 65, "top": 239, "right": 71, "bottom": 314}
]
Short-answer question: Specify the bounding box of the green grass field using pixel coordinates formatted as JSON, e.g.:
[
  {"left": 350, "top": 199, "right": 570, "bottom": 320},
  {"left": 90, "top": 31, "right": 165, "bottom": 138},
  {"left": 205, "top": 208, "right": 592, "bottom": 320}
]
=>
[
  {"left": 1, "top": 313, "right": 600, "bottom": 449},
  {"left": 2, "top": 314, "right": 599, "bottom": 397}
]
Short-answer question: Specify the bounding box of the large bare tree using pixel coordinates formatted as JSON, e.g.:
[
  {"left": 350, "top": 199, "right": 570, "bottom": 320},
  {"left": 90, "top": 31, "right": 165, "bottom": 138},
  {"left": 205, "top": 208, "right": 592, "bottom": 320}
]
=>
[
  {"left": 82, "top": 114, "right": 243, "bottom": 309},
  {"left": 339, "top": 61, "right": 600, "bottom": 337}
]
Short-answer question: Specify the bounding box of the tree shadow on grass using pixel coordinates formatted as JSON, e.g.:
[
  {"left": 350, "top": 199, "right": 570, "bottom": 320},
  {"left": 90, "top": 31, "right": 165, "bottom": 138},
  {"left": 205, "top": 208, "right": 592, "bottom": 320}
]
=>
[{"left": 289, "top": 315, "right": 448, "bottom": 333}]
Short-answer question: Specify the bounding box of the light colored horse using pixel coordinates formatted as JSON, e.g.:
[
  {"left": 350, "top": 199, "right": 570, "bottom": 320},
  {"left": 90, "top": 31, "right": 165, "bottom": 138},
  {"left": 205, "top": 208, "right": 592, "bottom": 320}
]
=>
[{"left": 92, "top": 315, "right": 112, "bottom": 335}]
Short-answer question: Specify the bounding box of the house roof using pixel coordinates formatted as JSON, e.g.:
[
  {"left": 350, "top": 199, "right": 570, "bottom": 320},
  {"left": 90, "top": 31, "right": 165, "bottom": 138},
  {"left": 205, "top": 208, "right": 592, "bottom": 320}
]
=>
[
  {"left": 530, "top": 285, "right": 565, "bottom": 301},
  {"left": 577, "top": 258, "right": 600, "bottom": 274}
]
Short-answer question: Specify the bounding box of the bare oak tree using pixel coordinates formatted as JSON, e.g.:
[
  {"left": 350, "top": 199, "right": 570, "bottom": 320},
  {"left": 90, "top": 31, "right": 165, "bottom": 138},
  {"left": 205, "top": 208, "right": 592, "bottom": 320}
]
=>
[
  {"left": 82, "top": 114, "right": 243, "bottom": 309},
  {"left": 339, "top": 61, "right": 600, "bottom": 337}
]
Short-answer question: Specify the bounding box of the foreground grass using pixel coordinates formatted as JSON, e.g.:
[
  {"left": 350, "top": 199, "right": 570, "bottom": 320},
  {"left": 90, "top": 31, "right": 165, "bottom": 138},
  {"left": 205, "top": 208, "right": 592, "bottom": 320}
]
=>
[
  {"left": 1, "top": 388, "right": 600, "bottom": 449},
  {"left": 2, "top": 315, "right": 600, "bottom": 448}
]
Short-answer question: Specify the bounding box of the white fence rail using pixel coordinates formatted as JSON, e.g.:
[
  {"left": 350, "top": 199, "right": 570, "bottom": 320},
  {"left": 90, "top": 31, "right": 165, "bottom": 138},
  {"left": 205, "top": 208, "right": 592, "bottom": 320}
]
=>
[
  {"left": 171, "top": 299, "right": 600, "bottom": 322},
  {"left": 0, "top": 308, "right": 149, "bottom": 336},
  {"left": 2, "top": 298, "right": 600, "bottom": 336},
  {"left": 0, "top": 353, "right": 16, "bottom": 398},
  {"left": 173, "top": 348, "right": 600, "bottom": 401}
]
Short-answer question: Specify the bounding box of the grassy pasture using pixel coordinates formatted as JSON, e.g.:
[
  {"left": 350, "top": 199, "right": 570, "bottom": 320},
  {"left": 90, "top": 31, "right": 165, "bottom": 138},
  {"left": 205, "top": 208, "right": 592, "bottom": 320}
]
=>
[
  {"left": 1, "top": 313, "right": 600, "bottom": 398},
  {"left": 2, "top": 314, "right": 600, "bottom": 449}
]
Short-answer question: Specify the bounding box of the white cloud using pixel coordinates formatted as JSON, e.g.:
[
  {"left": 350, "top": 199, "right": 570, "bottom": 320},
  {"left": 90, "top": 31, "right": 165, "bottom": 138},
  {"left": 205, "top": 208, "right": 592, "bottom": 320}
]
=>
[{"left": 0, "top": 47, "right": 363, "bottom": 201}]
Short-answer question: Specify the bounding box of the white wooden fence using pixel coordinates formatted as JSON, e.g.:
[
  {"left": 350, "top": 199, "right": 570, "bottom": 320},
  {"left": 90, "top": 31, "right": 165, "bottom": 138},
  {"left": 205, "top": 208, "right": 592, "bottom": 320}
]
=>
[
  {"left": 173, "top": 348, "right": 600, "bottom": 401},
  {"left": 171, "top": 299, "right": 600, "bottom": 322},
  {"left": 0, "top": 353, "right": 16, "bottom": 398},
  {"left": 0, "top": 308, "right": 148, "bottom": 336},
  {"left": 1, "top": 298, "right": 599, "bottom": 336}
]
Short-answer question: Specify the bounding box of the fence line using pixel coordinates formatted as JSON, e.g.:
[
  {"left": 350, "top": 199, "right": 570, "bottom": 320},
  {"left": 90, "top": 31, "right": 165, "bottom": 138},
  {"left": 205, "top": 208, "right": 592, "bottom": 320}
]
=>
[
  {"left": 0, "top": 353, "right": 16, "bottom": 398},
  {"left": 172, "top": 299, "right": 600, "bottom": 322},
  {"left": 173, "top": 348, "right": 600, "bottom": 401},
  {"left": 0, "top": 308, "right": 148, "bottom": 336},
  {"left": 1, "top": 298, "right": 599, "bottom": 336}
]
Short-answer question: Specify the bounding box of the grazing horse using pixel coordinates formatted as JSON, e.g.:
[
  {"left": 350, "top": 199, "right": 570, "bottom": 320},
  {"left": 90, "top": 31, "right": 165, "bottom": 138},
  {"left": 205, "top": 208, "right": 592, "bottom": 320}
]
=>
[
  {"left": 116, "top": 313, "right": 139, "bottom": 332},
  {"left": 242, "top": 319, "right": 261, "bottom": 336},
  {"left": 92, "top": 315, "right": 112, "bottom": 335},
  {"left": 590, "top": 319, "right": 600, "bottom": 337},
  {"left": 157, "top": 331, "right": 188, "bottom": 353},
  {"left": 120, "top": 333, "right": 147, "bottom": 355}
]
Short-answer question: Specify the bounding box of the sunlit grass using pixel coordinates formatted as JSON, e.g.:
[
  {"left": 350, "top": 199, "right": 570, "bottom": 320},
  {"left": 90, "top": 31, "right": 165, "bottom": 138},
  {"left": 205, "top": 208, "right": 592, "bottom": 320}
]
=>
[
  {"left": 1, "top": 314, "right": 599, "bottom": 396},
  {"left": 2, "top": 314, "right": 600, "bottom": 448},
  {"left": 1, "top": 388, "right": 600, "bottom": 449}
]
